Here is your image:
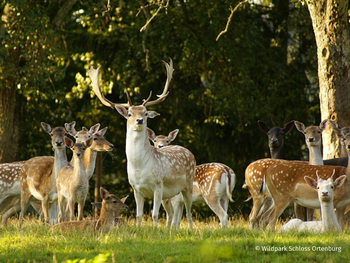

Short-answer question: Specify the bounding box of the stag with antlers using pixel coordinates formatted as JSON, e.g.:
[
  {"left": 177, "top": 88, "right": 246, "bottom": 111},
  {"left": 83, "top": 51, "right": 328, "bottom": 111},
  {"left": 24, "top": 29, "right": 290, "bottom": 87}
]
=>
[{"left": 87, "top": 59, "right": 196, "bottom": 229}]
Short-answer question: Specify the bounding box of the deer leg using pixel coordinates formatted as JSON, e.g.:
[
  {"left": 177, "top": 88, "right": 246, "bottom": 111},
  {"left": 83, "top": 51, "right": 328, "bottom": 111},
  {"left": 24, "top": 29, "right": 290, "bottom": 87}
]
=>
[
  {"left": 133, "top": 189, "right": 144, "bottom": 227},
  {"left": 41, "top": 196, "right": 51, "bottom": 224},
  {"left": 77, "top": 201, "right": 85, "bottom": 221},
  {"left": 248, "top": 196, "right": 265, "bottom": 229},
  {"left": 204, "top": 195, "right": 228, "bottom": 228},
  {"left": 2, "top": 201, "right": 21, "bottom": 226},
  {"left": 48, "top": 202, "right": 58, "bottom": 225},
  {"left": 294, "top": 203, "right": 307, "bottom": 221},
  {"left": 161, "top": 199, "right": 173, "bottom": 228},
  {"left": 58, "top": 194, "right": 65, "bottom": 223},
  {"left": 180, "top": 190, "right": 193, "bottom": 230},
  {"left": 268, "top": 199, "right": 291, "bottom": 231},
  {"left": 68, "top": 198, "right": 75, "bottom": 221},
  {"left": 18, "top": 190, "right": 33, "bottom": 227},
  {"left": 152, "top": 188, "right": 163, "bottom": 227},
  {"left": 306, "top": 208, "right": 315, "bottom": 221}
]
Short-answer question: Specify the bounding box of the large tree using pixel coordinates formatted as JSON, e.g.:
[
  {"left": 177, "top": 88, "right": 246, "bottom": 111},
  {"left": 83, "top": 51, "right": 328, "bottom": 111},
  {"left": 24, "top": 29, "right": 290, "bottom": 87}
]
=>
[{"left": 306, "top": 0, "right": 350, "bottom": 159}]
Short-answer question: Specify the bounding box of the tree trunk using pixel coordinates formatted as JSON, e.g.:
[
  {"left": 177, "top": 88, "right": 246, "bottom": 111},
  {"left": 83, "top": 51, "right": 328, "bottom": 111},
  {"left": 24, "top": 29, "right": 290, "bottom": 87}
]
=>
[{"left": 307, "top": 0, "right": 350, "bottom": 159}]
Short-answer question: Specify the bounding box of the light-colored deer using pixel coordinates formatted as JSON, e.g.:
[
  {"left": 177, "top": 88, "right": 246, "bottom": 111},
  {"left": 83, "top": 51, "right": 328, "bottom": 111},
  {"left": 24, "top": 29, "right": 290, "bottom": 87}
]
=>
[
  {"left": 147, "top": 127, "right": 236, "bottom": 228},
  {"left": 87, "top": 59, "right": 196, "bottom": 229},
  {"left": 56, "top": 137, "right": 93, "bottom": 222},
  {"left": 49, "top": 187, "right": 128, "bottom": 233},
  {"left": 280, "top": 170, "right": 346, "bottom": 232},
  {"left": 243, "top": 120, "right": 295, "bottom": 229},
  {"left": 147, "top": 128, "right": 179, "bottom": 148},
  {"left": 293, "top": 120, "right": 328, "bottom": 221},
  {"left": 259, "top": 130, "right": 350, "bottom": 230},
  {"left": 18, "top": 122, "right": 75, "bottom": 226}
]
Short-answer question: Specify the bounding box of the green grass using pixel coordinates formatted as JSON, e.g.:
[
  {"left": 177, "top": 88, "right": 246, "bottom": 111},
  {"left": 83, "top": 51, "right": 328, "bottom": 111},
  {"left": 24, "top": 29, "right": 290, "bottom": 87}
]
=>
[{"left": 0, "top": 216, "right": 349, "bottom": 263}]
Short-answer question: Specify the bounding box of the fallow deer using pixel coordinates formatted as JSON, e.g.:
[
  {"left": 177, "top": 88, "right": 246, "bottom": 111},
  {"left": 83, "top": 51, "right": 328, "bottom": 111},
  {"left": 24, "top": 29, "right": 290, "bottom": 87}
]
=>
[
  {"left": 260, "top": 129, "right": 350, "bottom": 230},
  {"left": 147, "top": 128, "right": 179, "bottom": 148},
  {"left": 280, "top": 170, "right": 346, "bottom": 233},
  {"left": 56, "top": 137, "right": 93, "bottom": 222},
  {"left": 148, "top": 128, "right": 236, "bottom": 228},
  {"left": 18, "top": 122, "right": 74, "bottom": 227},
  {"left": 50, "top": 187, "right": 128, "bottom": 233},
  {"left": 243, "top": 120, "right": 295, "bottom": 229},
  {"left": 293, "top": 120, "right": 328, "bottom": 221},
  {"left": 87, "top": 59, "right": 196, "bottom": 229}
]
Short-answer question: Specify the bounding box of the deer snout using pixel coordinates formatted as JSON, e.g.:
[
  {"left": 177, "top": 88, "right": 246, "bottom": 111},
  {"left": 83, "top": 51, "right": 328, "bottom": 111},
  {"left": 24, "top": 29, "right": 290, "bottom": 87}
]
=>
[
  {"left": 55, "top": 141, "right": 64, "bottom": 147},
  {"left": 157, "top": 145, "right": 164, "bottom": 148},
  {"left": 321, "top": 191, "right": 329, "bottom": 196},
  {"left": 308, "top": 137, "right": 315, "bottom": 142},
  {"left": 136, "top": 118, "right": 144, "bottom": 125}
]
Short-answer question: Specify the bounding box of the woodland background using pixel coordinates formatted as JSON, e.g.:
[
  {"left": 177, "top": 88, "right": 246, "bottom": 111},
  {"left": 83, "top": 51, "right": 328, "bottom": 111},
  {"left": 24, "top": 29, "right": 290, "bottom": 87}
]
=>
[{"left": 0, "top": 0, "right": 328, "bottom": 219}]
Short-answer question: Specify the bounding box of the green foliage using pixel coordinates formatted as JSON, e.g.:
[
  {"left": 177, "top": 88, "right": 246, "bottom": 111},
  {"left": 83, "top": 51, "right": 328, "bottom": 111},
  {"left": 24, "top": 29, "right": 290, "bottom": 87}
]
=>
[{"left": 1, "top": 0, "right": 319, "bottom": 215}]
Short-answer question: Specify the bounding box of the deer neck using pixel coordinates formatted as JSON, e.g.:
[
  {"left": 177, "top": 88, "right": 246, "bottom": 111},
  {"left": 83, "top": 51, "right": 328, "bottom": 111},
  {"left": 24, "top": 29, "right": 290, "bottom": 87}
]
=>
[
  {"left": 53, "top": 147, "right": 68, "bottom": 178},
  {"left": 99, "top": 201, "right": 115, "bottom": 230},
  {"left": 125, "top": 128, "right": 153, "bottom": 166},
  {"left": 308, "top": 145, "right": 323, "bottom": 165},
  {"left": 72, "top": 155, "right": 86, "bottom": 180},
  {"left": 270, "top": 147, "right": 285, "bottom": 160},
  {"left": 84, "top": 147, "right": 97, "bottom": 179},
  {"left": 320, "top": 201, "right": 341, "bottom": 231}
]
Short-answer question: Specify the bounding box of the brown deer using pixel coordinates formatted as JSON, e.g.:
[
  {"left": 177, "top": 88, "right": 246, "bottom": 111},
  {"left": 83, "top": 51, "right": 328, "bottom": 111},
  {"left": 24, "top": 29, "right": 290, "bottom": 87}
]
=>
[
  {"left": 56, "top": 137, "right": 93, "bottom": 222},
  {"left": 18, "top": 122, "right": 75, "bottom": 227},
  {"left": 49, "top": 187, "right": 128, "bottom": 233},
  {"left": 259, "top": 129, "right": 350, "bottom": 230},
  {"left": 147, "top": 128, "right": 236, "bottom": 228},
  {"left": 87, "top": 59, "right": 196, "bottom": 229},
  {"left": 243, "top": 120, "right": 295, "bottom": 229}
]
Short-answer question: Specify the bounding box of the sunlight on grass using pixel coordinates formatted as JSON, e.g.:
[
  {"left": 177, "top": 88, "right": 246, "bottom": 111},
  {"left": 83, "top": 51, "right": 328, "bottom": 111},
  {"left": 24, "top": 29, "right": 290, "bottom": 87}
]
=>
[{"left": 1, "top": 216, "right": 350, "bottom": 262}]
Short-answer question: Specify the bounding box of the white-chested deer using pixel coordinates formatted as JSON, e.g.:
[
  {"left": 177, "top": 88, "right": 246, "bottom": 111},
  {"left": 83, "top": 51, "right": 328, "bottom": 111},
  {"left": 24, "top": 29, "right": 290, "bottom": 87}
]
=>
[
  {"left": 280, "top": 170, "right": 346, "bottom": 233},
  {"left": 88, "top": 59, "right": 196, "bottom": 229},
  {"left": 56, "top": 137, "right": 93, "bottom": 222},
  {"left": 50, "top": 187, "right": 128, "bottom": 233},
  {"left": 148, "top": 128, "right": 236, "bottom": 228},
  {"left": 259, "top": 129, "right": 350, "bottom": 230},
  {"left": 293, "top": 120, "right": 328, "bottom": 221},
  {"left": 18, "top": 122, "right": 75, "bottom": 227}
]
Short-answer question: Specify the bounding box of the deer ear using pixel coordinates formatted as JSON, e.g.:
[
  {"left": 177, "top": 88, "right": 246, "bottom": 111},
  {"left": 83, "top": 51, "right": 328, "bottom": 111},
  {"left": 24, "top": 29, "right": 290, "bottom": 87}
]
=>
[
  {"left": 147, "top": 111, "right": 160, "bottom": 119},
  {"left": 168, "top": 129, "right": 179, "bottom": 142},
  {"left": 295, "top": 121, "right": 306, "bottom": 133},
  {"left": 89, "top": 123, "right": 101, "bottom": 135},
  {"left": 319, "top": 119, "right": 328, "bottom": 132},
  {"left": 65, "top": 121, "right": 77, "bottom": 136},
  {"left": 41, "top": 122, "right": 52, "bottom": 134},
  {"left": 91, "top": 202, "right": 102, "bottom": 209},
  {"left": 115, "top": 105, "right": 129, "bottom": 119},
  {"left": 84, "top": 137, "right": 94, "bottom": 148},
  {"left": 304, "top": 176, "right": 317, "bottom": 189},
  {"left": 333, "top": 175, "right": 347, "bottom": 190},
  {"left": 147, "top": 128, "right": 156, "bottom": 141},
  {"left": 97, "top": 127, "right": 108, "bottom": 137},
  {"left": 65, "top": 137, "right": 74, "bottom": 148},
  {"left": 120, "top": 195, "right": 129, "bottom": 203},
  {"left": 100, "top": 187, "right": 109, "bottom": 199},
  {"left": 257, "top": 120, "right": 270, "bottom": 133},
  {"left": 283, "top": 120, "right": 295, "bottom": 134}
]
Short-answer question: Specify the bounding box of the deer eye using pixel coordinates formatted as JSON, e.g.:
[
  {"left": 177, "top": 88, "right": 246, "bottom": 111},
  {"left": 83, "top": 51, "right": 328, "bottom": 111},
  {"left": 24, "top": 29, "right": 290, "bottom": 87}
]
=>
[
  {"left": 94, "top": 138, "right": 98, "bottom": 141},
  {"left": 128, "top": 113, "right": 132, "bottom": 117},
  {"left": 113, "top": 201, "right": 118, "bottom": 204}
]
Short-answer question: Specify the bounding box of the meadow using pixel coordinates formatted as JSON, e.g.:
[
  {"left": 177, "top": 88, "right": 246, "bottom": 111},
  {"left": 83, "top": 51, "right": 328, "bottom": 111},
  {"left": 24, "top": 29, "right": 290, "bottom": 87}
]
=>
[{"left": 1, "top": 215, "right": 349, "bottom": 263}]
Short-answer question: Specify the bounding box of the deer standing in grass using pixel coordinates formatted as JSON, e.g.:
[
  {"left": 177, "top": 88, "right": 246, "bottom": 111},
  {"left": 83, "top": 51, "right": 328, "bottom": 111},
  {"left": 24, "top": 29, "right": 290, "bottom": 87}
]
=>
[
  {"left": 293, "top": 120, "right": 328, "bottom": 221},
  {"left": 280, "top": 170, "right": 346, "bottom": 232},
  {"left": 18, "top": 122, "right": 75, "bottom": 226},
  {"left": 50, "top": 187, "right": 128, "bottom": 233},
  {"left": 243, "top": 120, "right": 295, "bottom": 229},
  {"left": 56, "top": 137, "right": 93, "bottom": 222},
  {"left": 259, "top": 129, "right": 350, "bottom": 230},
  {"left": 148, "top": 128, "right": 236, "bottom": 228},
  {"left": 88, "top": 59, "right": 196, "bottom": 229}
]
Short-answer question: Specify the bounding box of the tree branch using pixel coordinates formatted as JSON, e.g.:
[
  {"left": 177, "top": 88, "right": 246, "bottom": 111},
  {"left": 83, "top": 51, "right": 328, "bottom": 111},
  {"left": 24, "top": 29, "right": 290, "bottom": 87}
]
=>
[{"left": 216, "top": 0, "right": 248, "bottom": 41}]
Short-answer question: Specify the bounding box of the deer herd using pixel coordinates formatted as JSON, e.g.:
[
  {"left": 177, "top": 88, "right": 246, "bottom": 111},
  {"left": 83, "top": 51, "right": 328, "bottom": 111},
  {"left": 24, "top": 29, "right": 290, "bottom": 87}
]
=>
[{"left": 0, "top": 59, "right": 349, "bottom": 234}]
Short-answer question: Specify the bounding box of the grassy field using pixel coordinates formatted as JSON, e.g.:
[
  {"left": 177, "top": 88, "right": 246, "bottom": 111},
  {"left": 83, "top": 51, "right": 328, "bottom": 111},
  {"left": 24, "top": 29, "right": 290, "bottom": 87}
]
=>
[{"left": 0, "top": 215, "right": 349, "bottom": 263}]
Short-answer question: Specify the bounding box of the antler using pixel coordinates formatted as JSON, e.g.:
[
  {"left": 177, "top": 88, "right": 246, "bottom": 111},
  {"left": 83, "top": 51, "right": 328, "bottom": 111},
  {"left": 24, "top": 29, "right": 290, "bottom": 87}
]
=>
[
  {"left": 142, "top": 58, "right": 174, "bottom": 107},
  {"left": 87, "top": 66, "right": 131, "bottom": 109}
]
